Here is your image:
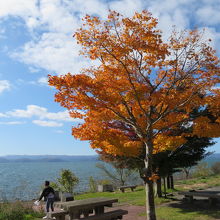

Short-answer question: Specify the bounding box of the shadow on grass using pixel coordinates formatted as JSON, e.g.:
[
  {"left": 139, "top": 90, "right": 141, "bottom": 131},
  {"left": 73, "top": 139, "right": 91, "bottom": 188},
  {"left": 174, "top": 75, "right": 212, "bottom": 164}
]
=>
[
  {"left": 166, "top": 199, "right": 220, "bottom": 219},
  {"left": 134, "top": 188, "right": 144, "bottom": 192}
]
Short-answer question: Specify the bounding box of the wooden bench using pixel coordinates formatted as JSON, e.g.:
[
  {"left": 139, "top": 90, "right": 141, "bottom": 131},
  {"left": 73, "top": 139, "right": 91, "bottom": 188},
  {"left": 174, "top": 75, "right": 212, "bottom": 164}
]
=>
[
  {"left": 48, "top": 210, "right": 68, "bottom": 220},
  {"left": 81, "top": 209, "right": 128, "bottom": 220},
  {"left": 55, "top": 197, "right": 119, "bottom": 220},
  {"left": 119, "top": 185, "right": 137, "bottom": 193},
  {"left": 179, "top": 191, "right": 220, "bottom": 206}
]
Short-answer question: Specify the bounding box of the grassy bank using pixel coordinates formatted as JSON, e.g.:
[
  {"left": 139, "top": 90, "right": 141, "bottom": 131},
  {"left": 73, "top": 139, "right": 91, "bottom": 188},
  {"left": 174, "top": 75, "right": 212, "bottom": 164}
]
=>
[{"left": 0, "top": 201, "right": 44, "bottom": 220}]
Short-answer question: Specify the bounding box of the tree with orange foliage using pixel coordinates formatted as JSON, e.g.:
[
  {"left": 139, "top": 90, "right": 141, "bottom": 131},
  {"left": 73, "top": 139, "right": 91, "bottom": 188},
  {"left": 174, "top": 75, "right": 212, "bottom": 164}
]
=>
[{"left": 49, "top": 11, "right": 220, "bottom": 220}]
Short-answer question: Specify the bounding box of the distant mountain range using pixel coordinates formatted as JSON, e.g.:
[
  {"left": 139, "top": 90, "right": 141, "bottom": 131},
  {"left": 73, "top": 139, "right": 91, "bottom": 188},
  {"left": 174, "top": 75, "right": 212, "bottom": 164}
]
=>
[
  {"left": 204, "top": 153, "right": 220, "bottom": 165},
  {"left": 0, "top": 155, "right": 98, "bottom": 163},
  {"left": 0, "top": 153, "right": 219, "bottom": 163}
]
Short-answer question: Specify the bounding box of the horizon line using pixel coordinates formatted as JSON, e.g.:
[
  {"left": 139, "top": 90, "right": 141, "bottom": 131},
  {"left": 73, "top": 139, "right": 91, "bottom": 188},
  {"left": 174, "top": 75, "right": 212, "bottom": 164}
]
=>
[{"left": 0, "top": 154, "right": 98, "bottom": 157}]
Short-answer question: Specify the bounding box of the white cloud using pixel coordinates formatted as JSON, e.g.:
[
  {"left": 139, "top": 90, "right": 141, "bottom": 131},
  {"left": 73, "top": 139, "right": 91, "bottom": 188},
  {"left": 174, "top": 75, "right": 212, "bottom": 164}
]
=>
[
  {"left": 0, "top": 0, "right": 39, "bottom": 19},
  {"left": 7, "top": 104, "right": 77, "bottom": 122},
  {"left": 37, "top": 0, "right": 78, "bottom": 33},
  {"left": 146, "top": 0, "right": 193, "bottom": 40},
  {"left": 72, "top": 0, "right": 108, "bottom": 19},
  {"left": 0, "top": 80, "right": 11, "bottom": 94},
  {"left": 0, "top": 113, "right": 7, "bottom": 117},
  {"left": 12, "top": 32, "right": 89, "bottom": 74},
  {"left": 29, "top": 67, "right": 41, "bottom": 73},
  {"left": 0, "top": 28, "right": 5, "bottom": 39},
  {"left": 32, "top": 120, "right": 63, "bottom": 127},
  {"left": 196, "top": 5, "right": 220, "bottom": 26},
  {"left": 199, "top": 27, "right": 220, "bottom": 53},
  {"left": 110, "top": 0, "right": 144, "bottom": 17},
  {"left": 37, "top": 77, "right": 48, "bottom": 85},
  {"left": 8, "top": 105, "right": 47, "bottom": 118},
  {"left": 0, "top": 121, "right": 26, "bottom": 125},
  {"left": 1, "top": 0, "right": 220, "bottom": 75},
  {"left": 46, "top": 111, "right": 74, "bottom": 121},
  {"left": 54, "top": 129, "right": 64, "bottom": 133},
  {"left": 0, "top": 104, "right": 82, "bottom": 127}
]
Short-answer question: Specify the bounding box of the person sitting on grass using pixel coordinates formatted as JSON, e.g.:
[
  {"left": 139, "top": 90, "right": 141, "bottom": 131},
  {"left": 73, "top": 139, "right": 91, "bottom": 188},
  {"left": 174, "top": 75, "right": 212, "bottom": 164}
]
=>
[{"left": 37, "top": 180, "right": 55, "bottom": 219}]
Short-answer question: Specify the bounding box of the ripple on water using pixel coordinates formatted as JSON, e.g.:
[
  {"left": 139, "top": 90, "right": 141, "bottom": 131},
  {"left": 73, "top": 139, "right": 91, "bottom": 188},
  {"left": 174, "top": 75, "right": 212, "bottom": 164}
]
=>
[{"left": 0, "top": 161, "right": 141, "bottom": 201}]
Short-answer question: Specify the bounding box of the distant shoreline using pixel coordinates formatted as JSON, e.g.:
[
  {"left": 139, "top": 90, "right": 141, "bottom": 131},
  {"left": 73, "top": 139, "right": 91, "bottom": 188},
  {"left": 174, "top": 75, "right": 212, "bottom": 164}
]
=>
[
  {"left": 0, "top": 153, "right": 219, "bottom": 163},
  {"left": 0, "top": 155, "right": 98, "bottom": 163}
]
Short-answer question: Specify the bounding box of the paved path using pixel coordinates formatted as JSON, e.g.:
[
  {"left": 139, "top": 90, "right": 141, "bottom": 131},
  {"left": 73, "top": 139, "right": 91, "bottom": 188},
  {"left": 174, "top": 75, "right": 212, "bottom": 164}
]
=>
[{"left": 110, "top": 204, "right": 145, "bottom": 220}]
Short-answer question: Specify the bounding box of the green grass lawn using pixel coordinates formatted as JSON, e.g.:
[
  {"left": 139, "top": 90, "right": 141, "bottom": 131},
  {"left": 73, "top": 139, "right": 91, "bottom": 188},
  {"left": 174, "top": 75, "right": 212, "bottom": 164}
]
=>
[
  {"left": 175, "top": 174, "right": 220, "bottom": 191},
  {"left": 75, "top": 175, "right": 220, "bottom": 220},
  {"left": 140, "top": 207, "right": 220, "bottom": 220},
  {"left": 156, "top": 207, "right": 220, "bottom": 220},
  {"left": 76, "top": 186, "right": 171, "bottom": 206}
]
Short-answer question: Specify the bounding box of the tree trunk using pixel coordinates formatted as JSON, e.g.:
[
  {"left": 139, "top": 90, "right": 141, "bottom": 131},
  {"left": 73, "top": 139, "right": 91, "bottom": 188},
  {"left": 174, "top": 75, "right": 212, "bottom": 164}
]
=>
[
  {"left": 183, "top": 167, "right": 190, "bottom": 179},
  {"left": 170, "top": 175, "right": 174, "bottom": 189},
  {"left": 156, "top": 178, "right": 162, "bottom": 197},
  {"left": 144, "top": 140, "right": 157, "bottom": 220},
  {"left": 154, "top": 181, "right": 157, "bottom": 197},
  {"left": 167, "top": 176, "right": 170, "bottom": 189},
  {"left": 154, "top": 179, "right": 162, "bottom": 198},
  {"left": 145, "top": 179, "right": 156, "bottom": 220},
  {"left": 163, "top": 177, "right": 167, "bottom": 198}
]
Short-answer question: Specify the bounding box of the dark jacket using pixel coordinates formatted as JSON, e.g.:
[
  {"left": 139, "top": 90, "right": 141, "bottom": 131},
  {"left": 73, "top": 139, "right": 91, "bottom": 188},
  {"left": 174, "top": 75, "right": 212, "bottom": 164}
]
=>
[{"left": 39, "top": 186, "right": 55, "bottom": 201}]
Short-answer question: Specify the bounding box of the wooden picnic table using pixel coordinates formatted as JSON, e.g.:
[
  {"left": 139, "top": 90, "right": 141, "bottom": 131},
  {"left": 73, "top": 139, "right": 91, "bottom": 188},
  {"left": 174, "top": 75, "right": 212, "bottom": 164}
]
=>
[
  {"left": 179, "top": 190, "right": 220, "bottom": 206},
  {"left": 119, "top": 185, "right": 137, "bottom": 193},
  {"left": 55, "top": 197, "right": 120, "bottom": 220}
]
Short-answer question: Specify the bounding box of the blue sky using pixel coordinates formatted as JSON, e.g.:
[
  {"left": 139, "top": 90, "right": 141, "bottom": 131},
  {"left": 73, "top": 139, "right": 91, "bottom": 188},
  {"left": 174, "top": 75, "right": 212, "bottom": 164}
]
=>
[{"left": 0, "top": 0, "right": 220, "bottom": 156}]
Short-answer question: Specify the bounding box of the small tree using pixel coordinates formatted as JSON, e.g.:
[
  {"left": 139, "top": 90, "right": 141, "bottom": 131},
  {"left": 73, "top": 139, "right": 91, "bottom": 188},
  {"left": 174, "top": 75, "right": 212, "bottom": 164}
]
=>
[
  {"left": 192, "top": 162, "right": 211, "bottom": 178},
  {"left": 211, "top": 162, "right": 220, "bottom": 175},
  {"left": 182, "top": 167, "right": 192, "bottom": 179},
  {"left": 88, "top": 176, "right": 97, "bottom": 193},
  {"left": 56, "top": 169, "right": 79, "bottom": 194},
  {"left": 96, "top": 162, "right": 138, "bottom": 187}
]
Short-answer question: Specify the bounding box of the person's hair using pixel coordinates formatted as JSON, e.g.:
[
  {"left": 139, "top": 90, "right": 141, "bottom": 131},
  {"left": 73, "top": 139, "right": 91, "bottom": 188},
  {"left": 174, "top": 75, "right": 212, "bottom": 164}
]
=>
[{"left": 45, "top": 181, "right": 50, "bottom": 186}]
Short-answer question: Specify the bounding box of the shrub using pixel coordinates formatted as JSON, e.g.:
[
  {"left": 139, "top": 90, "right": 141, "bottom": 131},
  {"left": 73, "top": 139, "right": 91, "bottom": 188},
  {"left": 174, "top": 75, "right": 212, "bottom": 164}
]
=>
[
  {"left": 211, "top": 162, "right": 220, "bottom": 175},
  {"left": 51, "top": 169, "right": 79, "bottom": 194},
  {"left": 96, "top": 162, "right": 138, "bottom": 187},
  {"left": 49, "top": 181, "right": 60, "bottom": 191},
  {"left": 192, "top": 162, "right": 211, "bottom": 178},
  {"left": 0, "top": 201, "right": 43, "bottom": 220},
  {"left": 97, "top": 179, "right": 111, "bottom": 185},
  {"left": 88, "top": 176, "right": 97, "bottom": 193}
]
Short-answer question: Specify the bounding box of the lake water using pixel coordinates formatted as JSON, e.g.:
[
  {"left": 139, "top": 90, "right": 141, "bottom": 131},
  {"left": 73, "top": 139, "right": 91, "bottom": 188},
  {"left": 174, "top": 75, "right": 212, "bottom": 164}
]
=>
[
  {"left": 1, "top": 155, "right": 217, "bottom": 201},
  {"left": 0, "top": 160, "right": 140, "bottom": 201}
]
